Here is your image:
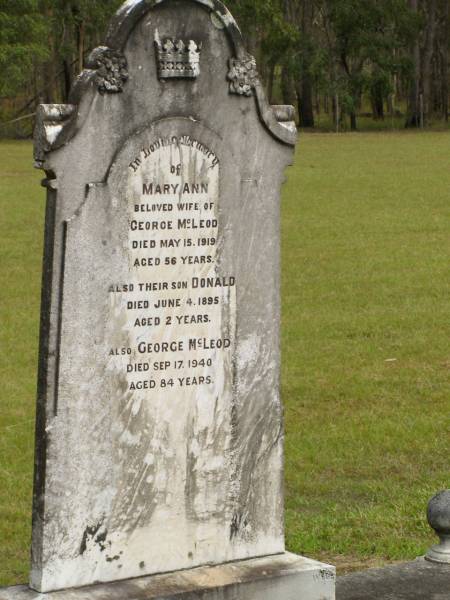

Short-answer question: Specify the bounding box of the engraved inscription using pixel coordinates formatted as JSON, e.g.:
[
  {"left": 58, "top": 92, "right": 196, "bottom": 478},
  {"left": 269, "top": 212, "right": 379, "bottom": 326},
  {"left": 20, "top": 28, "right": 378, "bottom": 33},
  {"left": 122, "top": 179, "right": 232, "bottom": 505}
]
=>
[{"left": 108, "top": 136, "right": 235, "bottom": 403}]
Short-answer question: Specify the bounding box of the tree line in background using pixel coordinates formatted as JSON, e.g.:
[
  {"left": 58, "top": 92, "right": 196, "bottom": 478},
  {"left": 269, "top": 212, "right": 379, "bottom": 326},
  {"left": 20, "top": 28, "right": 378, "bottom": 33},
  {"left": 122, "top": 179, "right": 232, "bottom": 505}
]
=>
[{"left": 0, "top": 0, "right": 449, "bottom": 135}]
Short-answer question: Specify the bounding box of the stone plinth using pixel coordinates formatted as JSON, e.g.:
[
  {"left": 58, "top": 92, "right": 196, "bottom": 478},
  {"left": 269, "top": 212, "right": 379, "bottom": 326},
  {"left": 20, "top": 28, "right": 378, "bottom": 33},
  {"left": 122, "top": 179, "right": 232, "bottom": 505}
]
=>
[
  {"left": 337, "top": 558, "right": 450, "bottom": 600},
  {"left": 1, "top": 554, "right": 335, "bottom": 600}
]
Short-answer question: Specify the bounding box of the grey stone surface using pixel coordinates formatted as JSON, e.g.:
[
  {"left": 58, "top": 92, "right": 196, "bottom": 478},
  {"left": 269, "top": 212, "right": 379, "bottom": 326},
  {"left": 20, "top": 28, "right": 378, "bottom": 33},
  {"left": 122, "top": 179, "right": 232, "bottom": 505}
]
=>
[
  {"left": 337, "top": 558, "right": 450, "bottom": 600},
  {"left": 0, "top": 554, "right": 335, "bottom": 600},
  {"left": 27, "top": 0, "right": 321, "bottom": 596},
  {"left": 426, "top": 490, "right": 450, "bottom": 564}
]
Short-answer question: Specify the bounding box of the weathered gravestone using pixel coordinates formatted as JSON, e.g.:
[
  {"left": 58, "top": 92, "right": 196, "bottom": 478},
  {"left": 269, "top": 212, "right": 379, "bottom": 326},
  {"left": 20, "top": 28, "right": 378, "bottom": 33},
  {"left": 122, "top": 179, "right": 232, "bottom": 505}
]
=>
[{"left": 2, "top": 1, "right": 335, "bottom": 598}]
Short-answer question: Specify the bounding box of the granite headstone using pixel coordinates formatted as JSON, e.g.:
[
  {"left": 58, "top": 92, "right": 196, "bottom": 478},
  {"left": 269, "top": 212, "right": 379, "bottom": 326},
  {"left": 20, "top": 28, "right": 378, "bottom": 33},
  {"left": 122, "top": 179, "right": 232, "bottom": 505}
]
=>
[{"left": 9, "top": 1, "right": 336, "bottom": 598}]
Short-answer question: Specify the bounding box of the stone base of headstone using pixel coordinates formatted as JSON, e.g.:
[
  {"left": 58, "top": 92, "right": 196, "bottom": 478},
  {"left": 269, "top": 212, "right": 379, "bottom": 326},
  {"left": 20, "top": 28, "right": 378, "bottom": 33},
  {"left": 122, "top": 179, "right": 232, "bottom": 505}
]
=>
[
  {"left": 336, "top": 557, "right": 450, "bottom": 600},
  {"left": 0, "top": 553, "right": 335, "bottom": 600}
]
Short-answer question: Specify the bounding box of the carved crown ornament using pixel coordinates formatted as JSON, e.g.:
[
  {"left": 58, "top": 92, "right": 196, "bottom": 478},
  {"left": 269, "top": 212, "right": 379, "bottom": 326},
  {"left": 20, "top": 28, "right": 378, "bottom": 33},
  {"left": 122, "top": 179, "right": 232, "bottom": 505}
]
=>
[
  {"left": 87, "top": 46, "right": 129, "bottom": 94},
  {"left": 227, "top": 53, "right": 259, "bottom": 96},
  {"left": 154, "top": 30, "right": 202, "bottom": 79}
]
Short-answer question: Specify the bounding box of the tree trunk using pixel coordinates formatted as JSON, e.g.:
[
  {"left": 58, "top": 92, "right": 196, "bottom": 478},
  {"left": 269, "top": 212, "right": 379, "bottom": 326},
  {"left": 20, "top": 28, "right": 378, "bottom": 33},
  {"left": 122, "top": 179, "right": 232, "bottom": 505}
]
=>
[
  {"left": 442, "top": 0, "right": 449, "bottom": 121},
  {"left": 62, "top": 60, "right": 72, "bottom": 102},
  {"left": 315, "top": 90, "right": 320, "bottom": 115},
  {"left": 267, "top": 63, "right": 276, "bottom": 104},
  {"left": 371, "top": 87, "right": 385, "bottom": 120},
  {"left": 41, "top": 5, "right": 56, "bottom": 103},
  {"left": 387, "top": 87, "right": 395, "bottom": 119},
  {"left": 406, "top": 0, "right": 421, "bottom": 127},
  {"left": 43, "top": 59, "right": 56, "bottom": 103},
  {"left": 350, "top": 111, "right": 357, "bottom": 131},
  {"left": 298, "top": 74, "right": 315, "bottom": 127},
  {"left": 281, "top": 65, "right": 296, "bottom": 106},
  {"left": 280, "top": 0, "right": 298, "bottom": 108},
  {"left": 78, "top": 21, "right": 85, "bottom": 71},
  {"left": 298, "top": 0, "right": 315, "bottom": 128},
  {"left": 332, "top": 94, "right": 340, "bottom": 131},
  {"left": 421, "top": 0, "right": 438, "bottom": 123}
]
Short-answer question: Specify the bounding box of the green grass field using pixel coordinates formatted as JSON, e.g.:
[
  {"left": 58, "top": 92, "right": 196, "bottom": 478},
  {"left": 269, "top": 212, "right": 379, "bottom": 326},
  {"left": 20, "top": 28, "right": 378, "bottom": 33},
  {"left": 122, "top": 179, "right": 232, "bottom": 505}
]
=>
[{"left": 1, "top": 133, "right": 449, "bottom": 585}]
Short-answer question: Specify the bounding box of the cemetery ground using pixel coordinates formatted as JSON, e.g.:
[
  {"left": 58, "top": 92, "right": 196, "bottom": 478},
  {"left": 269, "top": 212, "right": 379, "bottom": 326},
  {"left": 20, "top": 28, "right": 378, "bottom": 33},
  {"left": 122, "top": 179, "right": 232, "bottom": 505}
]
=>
[{"left": 1, "top": 132, "right": 449, "bottom": 586}]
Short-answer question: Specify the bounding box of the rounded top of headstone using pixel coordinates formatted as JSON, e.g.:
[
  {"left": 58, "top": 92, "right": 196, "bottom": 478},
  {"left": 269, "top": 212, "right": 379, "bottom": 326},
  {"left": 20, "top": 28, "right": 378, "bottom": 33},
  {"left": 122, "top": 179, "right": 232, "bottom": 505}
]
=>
[
  {"left": 35, "top": 0, "right": 297, "bottom": 165},
  {"left": 427, "top": 491, "right": 450, "bottom": 535},
  {"left": 106, "top": 0, "right": 243, "bottom": 53}
]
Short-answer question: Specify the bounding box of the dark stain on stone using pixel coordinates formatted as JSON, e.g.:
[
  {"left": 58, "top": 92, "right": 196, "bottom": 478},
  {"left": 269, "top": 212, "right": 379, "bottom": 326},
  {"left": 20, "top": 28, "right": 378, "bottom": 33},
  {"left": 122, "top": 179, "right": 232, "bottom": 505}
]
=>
[
  {"left": 139, "top": 561, "right": 145, "bottom": 569},
  {"left": 320, "top": 568, "right": 335, "bottom": 581},
  {"left": 188, "top": 552, "right": 193, "bottom": 560},
  {"left": 230, "top": 511, "right": 248, "bottom": 540},
  {"left": 106, "top": 554, "right": 121, "bottom": 562},
  {"left": 79, "top": 519, "right": 107, "bottom": 555},
  {"left": 95, "top": 528, "right": 108, "bottom": 552}
]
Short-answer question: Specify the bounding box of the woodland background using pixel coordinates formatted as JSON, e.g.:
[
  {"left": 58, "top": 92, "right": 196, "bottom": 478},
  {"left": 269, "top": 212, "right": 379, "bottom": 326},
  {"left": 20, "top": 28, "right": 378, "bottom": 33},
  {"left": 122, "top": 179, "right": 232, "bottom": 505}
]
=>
[{"left": 0, "top": 1, "right": 449, "bottom": 134}]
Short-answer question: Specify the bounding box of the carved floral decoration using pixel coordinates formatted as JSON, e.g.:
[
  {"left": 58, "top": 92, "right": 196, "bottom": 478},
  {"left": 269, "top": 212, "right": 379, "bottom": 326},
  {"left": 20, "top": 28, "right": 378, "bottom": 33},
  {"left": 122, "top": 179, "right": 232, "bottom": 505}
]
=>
[
  {"left": 227, "top": 54, "right": 259, "bottom": 96},
  {"left": 89, "top": 47, "right": 129, "bottom": 94}
]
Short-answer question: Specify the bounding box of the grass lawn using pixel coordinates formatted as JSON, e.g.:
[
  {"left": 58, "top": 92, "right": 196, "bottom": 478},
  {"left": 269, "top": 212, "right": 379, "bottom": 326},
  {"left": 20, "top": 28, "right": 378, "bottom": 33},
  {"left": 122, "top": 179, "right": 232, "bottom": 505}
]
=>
[
  {"left": 282, "top": 131, "right": 450, "bottom": 571},
  {"left": 1, "top": 132, "right": 449, "bottom": 585},
  {"left": 0, "top": 141, "right": 44, "bottom": 585}
]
